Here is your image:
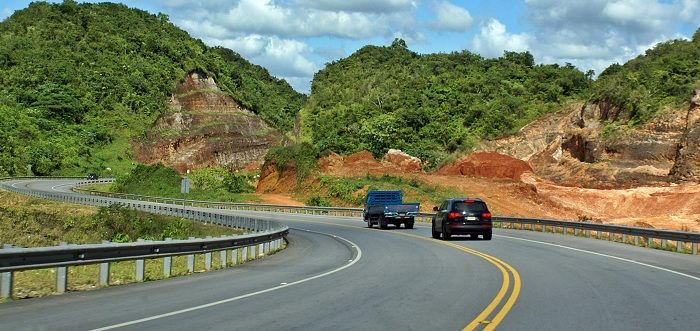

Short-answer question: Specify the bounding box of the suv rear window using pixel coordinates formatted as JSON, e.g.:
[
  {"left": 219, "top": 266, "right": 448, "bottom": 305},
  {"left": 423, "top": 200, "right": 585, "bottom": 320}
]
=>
[{"left": 453, "top": 201, "right": 488, "bottom": 213}]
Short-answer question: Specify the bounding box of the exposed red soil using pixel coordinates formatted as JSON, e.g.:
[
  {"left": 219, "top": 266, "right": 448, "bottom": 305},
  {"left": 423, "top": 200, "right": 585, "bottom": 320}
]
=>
[
  {"left": 258, "top": 149, "right": 700, "bottom": 232},
  {"left": 436, "top": 152, "right": 533, "bottom": 180},
  {"left": 254, "top": 194, "right": 304, "bottom": 206}
]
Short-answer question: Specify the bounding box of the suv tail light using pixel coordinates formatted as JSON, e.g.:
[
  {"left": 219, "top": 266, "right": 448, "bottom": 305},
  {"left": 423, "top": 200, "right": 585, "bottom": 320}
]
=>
[
  {"left": 447, "top": 212, "right": 461, "bottom": 219},
  {"left": 481, "top": 212, "right": 492, "bottom": 220}
]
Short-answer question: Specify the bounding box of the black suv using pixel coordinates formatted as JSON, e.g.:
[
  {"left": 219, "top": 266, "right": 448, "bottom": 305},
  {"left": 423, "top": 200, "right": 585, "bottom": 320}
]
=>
[{"left": 431, "top": 198, "right": 492, "bottom": 240}]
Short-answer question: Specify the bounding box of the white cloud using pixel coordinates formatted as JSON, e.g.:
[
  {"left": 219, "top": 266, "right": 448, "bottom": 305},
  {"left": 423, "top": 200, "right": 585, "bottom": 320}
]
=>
[
  {"left": 208, "top": 35, "right": 318, "bottom": 79},
  {"left": 522, "top": 0, "right": 698, "bottom": 76},
  {"left": 296, "top": 0, "right": 416, "bottom": 13},
  {"left": 680, "top": 0, "right": 700, "bottom": 21},
  {"left": 429, "top": 1, "right": 473, "bottom": 32},
  {"left": 173, "top": 0, "right": 406, "bottom": 40},
  {"left": 602, "top": 0, "right": 675, "bottom": 30},
  {"left": 161, "top": 0, "right": 421, "bottom": 92},
  {"left": 472, "top": 19, "right": 531, "bottom": 58}
]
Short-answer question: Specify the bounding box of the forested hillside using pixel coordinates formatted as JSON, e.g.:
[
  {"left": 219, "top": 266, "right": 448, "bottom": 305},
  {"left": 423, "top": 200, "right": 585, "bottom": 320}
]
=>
[
  {"left": 302, "top": 39, "right": 591, "bottom": 167},
  {"left": 0, "top": 1, "right": 304, "bottom": 176},
  {"left": 592, "top": 30, "right": 700, "bottom": 124}
]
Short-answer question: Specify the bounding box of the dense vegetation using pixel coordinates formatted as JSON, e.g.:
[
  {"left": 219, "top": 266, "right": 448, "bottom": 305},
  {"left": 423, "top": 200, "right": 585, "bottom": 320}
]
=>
[
  {"left": 264, "top": 142, "right": 320, "bottom": 184},
  {"left": 0, "top": 1, "right": 304, "bottom": 176},
  {"left": 302, "top": 39, "right": 592, "bottom": 167},
  {"left": 592, "top": 30, "right": 700, "bottom": 124},
  {"left": 110, "top": 163, "right": 256, "bottom": 201}
]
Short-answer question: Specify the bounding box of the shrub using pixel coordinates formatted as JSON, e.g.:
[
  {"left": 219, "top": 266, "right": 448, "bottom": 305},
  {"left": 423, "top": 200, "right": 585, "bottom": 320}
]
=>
[{"left": 305, "top": 195, "right": 331, "bottom": 207}]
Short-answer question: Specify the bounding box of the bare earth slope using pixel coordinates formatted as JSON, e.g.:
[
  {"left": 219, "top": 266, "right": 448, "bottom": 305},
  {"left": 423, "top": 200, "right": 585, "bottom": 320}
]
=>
[{"left": 133, "top": 69, "right": 285, "bottom": 173}]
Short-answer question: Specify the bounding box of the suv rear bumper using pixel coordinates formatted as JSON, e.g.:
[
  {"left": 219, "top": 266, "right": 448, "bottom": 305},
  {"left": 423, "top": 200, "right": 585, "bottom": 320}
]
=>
[{"left": 446, "top": 224, "right": 491, "bottom": 235}]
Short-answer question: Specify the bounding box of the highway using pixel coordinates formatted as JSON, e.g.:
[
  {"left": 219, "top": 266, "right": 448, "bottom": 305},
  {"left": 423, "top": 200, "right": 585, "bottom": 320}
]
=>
[{"left": 0, "top": 179, "right": 699, "bottom": 330}]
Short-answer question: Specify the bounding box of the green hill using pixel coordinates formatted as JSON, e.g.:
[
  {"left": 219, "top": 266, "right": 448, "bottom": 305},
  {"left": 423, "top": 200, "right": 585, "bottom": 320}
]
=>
[
  {"left": 592, "top": 30, "right": 700, "bottom": 124},
  {"left": 301, "top": 39, "right": 591, "bottom": 167},
  {"left": 0, "top": 1, "right": 304, "bottom": 176}
]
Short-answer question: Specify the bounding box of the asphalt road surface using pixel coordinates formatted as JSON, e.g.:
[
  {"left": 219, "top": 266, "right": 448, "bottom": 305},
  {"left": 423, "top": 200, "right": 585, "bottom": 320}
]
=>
[{"left": 0, "top": 179, "right": 698, "bottom": 330}]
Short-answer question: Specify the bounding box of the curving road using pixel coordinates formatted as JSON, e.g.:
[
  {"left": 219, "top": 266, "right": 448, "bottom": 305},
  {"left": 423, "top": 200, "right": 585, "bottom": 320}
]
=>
[{"left": 0, "top": 179, "right": 699, "bottom": 330}]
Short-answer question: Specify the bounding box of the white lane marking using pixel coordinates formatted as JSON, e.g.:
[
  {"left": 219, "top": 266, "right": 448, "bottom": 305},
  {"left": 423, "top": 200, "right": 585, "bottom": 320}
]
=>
[
  {"left": 496, "top": 234, "right": 700, "bottom": 281},
  {"left": 91, "top": 229, "right": 363, "bottom": 331},
  {"left": 51, "top": 184, "right": 65, "bottom": 191},
  {"left": 11, "top": 182, "right": 20, "bottom": 188}
]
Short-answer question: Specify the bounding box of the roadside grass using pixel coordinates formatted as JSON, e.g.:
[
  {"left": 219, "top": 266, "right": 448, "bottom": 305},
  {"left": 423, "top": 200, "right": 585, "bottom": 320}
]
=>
[
  {"left": 0, "top": 189, "right": 257, "bottom": 301},
  {"left": 9, "top": 245, "right": 287, "bottom": 300},
  {"left": 311, "top": 174, "right": 460, "bottom": 211}
]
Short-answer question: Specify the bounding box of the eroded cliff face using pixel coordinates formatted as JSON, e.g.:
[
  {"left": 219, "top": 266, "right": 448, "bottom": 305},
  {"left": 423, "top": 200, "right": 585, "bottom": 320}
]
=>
[
  {"left": 670, "top": 89, "right": 700, "bottom": 182},
  {"left": 133, "top": 70, "right": 285, "bottom": 173},
  {"left": 481, "top": 92, "right": 699, "bottom": 188}
]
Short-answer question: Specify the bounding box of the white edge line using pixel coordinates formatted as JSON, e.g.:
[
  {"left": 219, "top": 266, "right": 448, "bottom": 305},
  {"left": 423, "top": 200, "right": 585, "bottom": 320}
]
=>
[
  {"left": 496, "top": 234, "right": 700, "bottom": 281},
  {"left": 90, "top": 229, "right": 363, "bottom": 331}
]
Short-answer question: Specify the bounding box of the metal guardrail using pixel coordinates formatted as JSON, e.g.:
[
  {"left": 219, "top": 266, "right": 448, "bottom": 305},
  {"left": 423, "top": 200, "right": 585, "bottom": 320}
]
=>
[
  {"left": 0, "top": 177, "right": 289, "bottom": 299},
  {"left": 72, "top": 182, "right": 700, "bottom": 256}
]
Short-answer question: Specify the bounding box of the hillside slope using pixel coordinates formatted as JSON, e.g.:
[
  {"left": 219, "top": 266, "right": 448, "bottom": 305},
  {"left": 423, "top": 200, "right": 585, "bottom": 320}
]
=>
[
  {"left": 301, "top": 39, "right": 591, "bottom": 167},
  {"left": 0, "top": 1, "right": 304, "bottom": 176}
]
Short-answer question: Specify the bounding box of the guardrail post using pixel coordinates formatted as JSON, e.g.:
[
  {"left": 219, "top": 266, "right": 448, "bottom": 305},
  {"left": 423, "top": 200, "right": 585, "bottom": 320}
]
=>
[
  {"left": 633, "top": 236, "right": 639, "bottom": 246},
  {"left": 187, "top": 237, "right": 195, "bottom": 273},
  {"left": 56, "top": 242, "right": 68, "bottom": 294},
  {"left": 676, "top": 241, "right": 684, "bottom": 253},
  {"left": 232, "top": 248, "right": 238, "bottom": 266},
  {"left": 562, "top": 226, "right": 567, "bottom": 235},
  {"left": 205, "top": 237, "right": 212, "bottom": 271},
  {"left": 99, "top": 240, "right": 111, "bottom": 286},
  {"left": 1, "top": 244, "right": 13, "bottom": 300},
  {"left": 692, "top": 242, "right": 698, "bottom": 255},
  {"left": 646, "top": 237, "right": 652, "bottom": 248},
  {"left": 541, "top": 223, "right": 546, "bottom": 233},
  {"left": 135, "top": 239, "right": 145, "bottom": 282},
  {"left": 259, "top": 243, "right": 264, "bottom": 256},
  {"left": 661, "top": 239, "right": 667, "bottom": 249},
  {"left": 220, "top": 249, "right": 227, "bottom": 268},
  {"left": 163, "top": 238, "right": 172, "bottom": 278},
  {"left": 622, "top": 234, "right": 627, "bottom": 244},
  {"left": 242, "top": 246, "right": 248, "bottom": 262}
]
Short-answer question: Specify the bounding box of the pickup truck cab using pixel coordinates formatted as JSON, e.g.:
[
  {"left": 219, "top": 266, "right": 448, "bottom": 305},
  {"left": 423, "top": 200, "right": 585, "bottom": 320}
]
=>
[{"left": 363, "top": 190, "right": 419, "bottom": 229}]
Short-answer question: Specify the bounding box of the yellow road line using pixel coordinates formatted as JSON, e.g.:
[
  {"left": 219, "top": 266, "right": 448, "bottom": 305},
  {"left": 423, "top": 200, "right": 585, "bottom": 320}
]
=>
[
  {"left": 394, "top": 232, "right": 520, "bottom": 330},
  {"left": 267, "top": 216, "right": 521, "bottom": 330}
]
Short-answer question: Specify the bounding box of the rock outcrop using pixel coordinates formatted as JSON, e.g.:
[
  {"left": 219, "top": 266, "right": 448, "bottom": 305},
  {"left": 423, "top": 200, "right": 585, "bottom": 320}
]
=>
[
  {"left": 133, "top": 69, "right": 285, "bottom": 173},
  {"left": 317, "top": 149, "right": 422, "bottom": 177},
  {"left": 669, "top": 89, "right": 700, "bottom": 182},
  {"left": 436, "top": 152, "right": 533, "bottom": 180},
  {"left": 481, "top": 98, "right": 692, "bottom": 188}
]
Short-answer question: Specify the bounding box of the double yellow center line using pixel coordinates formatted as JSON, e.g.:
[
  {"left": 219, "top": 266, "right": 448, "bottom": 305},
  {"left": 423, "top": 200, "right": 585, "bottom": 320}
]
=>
[
  {"left": 286, "top": 216, "right": 521, "bottom": 330},
  {"left": 380, "top": 231, "right": 521, "bottom": 330}
]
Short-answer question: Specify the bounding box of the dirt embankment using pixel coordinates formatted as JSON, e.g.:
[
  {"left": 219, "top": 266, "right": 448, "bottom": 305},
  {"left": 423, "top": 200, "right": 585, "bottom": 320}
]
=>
[{"left": 258, "top": 148, "right": 700, "bottom": 232}]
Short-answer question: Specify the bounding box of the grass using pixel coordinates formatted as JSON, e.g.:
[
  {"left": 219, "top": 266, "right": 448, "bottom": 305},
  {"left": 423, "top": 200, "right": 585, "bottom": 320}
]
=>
[
  {"left": 9, "top": 243, "right": 286, "bottom": 301},
  {"left": 0, "top": 189, "right": 268, "bottom": 302},
  {"left": 313, "top": 174, "right": 460, "bottom": 211},
  {"left": 109, "top": 163, "right": 260, "bottom": 203}
]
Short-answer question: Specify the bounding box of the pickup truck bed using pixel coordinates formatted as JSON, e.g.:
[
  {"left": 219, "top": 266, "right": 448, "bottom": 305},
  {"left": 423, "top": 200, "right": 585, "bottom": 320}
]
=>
[{"left": 363, "top": 190, "right": 420, "bottom": 229}]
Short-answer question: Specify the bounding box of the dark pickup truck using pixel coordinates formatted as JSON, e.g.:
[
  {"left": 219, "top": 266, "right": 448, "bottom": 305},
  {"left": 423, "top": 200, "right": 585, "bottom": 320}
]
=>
[{"left": 363, "top": 190, "right": 420, "bottom": 229}]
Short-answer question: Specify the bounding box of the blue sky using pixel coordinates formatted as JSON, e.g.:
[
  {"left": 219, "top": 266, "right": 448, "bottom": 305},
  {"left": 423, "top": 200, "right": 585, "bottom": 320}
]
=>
[{"left": 2, "top": 0, "right": 699, "bottom": 93}]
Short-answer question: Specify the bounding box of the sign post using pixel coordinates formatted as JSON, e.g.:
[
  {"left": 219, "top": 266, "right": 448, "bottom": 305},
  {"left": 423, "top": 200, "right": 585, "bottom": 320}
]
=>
[{"left": 181, "top": 176, "right": 190, "bottom": 209}]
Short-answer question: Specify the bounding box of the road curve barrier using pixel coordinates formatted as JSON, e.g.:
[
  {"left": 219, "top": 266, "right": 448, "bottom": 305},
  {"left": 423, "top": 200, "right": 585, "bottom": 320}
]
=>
[
  {"left": 0, "top": 177, "right": 288, "bottom": 300},
  {"left": 70, "top": 181, "right": 700, "bottom": 256}
]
